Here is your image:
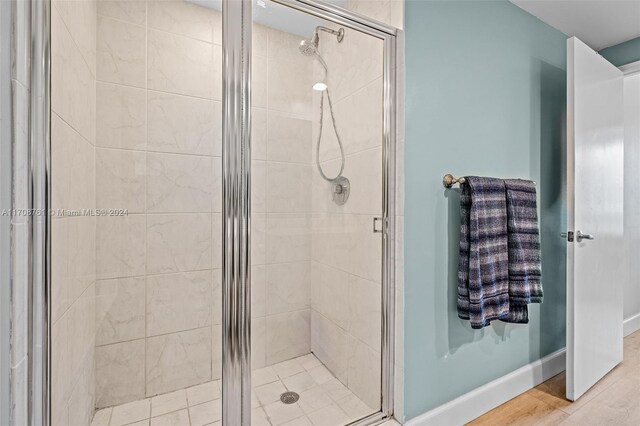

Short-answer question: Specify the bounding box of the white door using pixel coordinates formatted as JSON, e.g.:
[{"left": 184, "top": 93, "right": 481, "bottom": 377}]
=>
[{"left": 566, "top": 37, "right": 624, "bottom": 401}]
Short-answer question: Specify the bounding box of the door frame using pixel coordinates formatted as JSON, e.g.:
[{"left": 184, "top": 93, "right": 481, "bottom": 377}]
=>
[
  {"left": 16, "top": 0, "right": 400, "bottom": 424},
  {"left": 619, "top": 59, "right": 640, "bottom": 339}
]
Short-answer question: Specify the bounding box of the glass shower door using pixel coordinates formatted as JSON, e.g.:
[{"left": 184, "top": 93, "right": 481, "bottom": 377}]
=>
[
  {"left": 50, "top": 1, "right": 225, "bottom": 424},
  {"left": 249, "top": 2, "right": 387, "bottom": 424}
]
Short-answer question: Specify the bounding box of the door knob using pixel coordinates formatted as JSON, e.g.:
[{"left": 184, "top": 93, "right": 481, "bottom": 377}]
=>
[{"left": 576, "top": 230, "right": 594, "bottom": 242}]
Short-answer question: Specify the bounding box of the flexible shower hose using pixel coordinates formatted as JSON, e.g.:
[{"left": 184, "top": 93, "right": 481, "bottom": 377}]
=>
[{"left": 315, "top": 88, "right": 346, "bottom": 182}]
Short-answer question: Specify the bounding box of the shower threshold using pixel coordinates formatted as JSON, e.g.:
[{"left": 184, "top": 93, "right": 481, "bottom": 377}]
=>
[{"left": 90, "top": 353, "right": 376, "bottom": 426}]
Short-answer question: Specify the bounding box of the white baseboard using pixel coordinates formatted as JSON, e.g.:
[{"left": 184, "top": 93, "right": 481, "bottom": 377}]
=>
[
  {"left": 624, "top": 313, "right": 640, "bottom": 337},
  {"left": 405, "top": 348, "right": 566, "bottom": 426}
]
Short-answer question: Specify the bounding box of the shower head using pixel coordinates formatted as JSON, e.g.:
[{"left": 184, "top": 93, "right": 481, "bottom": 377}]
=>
[
  {"left": 299, "top": 35, "right": 328, "bottom": 75},
  {"left": 299, "top": 36, "right": 319, "bottom": 56}
]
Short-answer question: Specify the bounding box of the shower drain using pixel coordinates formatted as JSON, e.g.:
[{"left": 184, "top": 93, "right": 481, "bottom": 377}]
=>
[{"left": 280, "top": 391, "right": 300, "bottom": 404}]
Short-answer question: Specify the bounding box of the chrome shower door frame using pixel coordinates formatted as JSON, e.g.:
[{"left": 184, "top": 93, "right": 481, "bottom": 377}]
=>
[
  {"left": 222, "top": 0, "right": 252, "bottom": 425},
  {"left": 268, "top": 1, "right": 399, "bottom": 424},
  {"left": 21, "top": 0, "right": 52, "bottom": 424}
]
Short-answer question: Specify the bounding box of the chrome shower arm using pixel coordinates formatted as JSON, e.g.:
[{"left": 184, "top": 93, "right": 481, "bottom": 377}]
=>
[{"left": 315, "top": 26, "right": 345, "bottom": 43}]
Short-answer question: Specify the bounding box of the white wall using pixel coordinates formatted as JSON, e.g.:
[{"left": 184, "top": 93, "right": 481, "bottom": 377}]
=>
[{"left": 624, "top": 72, "right": 640, "bottom": 331}]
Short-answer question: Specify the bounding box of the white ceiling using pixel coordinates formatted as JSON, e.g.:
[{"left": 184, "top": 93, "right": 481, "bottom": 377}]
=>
[{"left": 511, "top": 0, "right": 640, "bottom": 51}]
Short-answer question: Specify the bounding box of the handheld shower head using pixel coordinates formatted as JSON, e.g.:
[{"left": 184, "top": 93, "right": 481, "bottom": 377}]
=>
[
  {"left": 299, "top": 34, "right": 328, "bottom": 74},
  {"left": 299, "top": 38, "right": 318, "bottom": 56}
]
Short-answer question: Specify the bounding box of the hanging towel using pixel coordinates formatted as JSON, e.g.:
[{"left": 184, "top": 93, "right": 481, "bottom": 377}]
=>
[
  {"left": 503, "top": 179, "right": 543, "bottom": 324},
  {"left": 457, "top": 177, "right": 510, "bottom": 329}
]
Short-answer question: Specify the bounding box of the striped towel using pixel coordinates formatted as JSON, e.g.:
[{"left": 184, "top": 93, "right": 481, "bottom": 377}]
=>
[
  {"left": 457, "top": 177, "right": 510, "bottom": 329},
  {"left": 503, "top": 179, "right": 543, "bottom": 323}
]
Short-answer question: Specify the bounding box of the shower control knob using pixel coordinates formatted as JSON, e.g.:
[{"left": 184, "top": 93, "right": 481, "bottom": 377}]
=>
[{"left": 331, "top": 176, "right": 350, "bottom": 206}]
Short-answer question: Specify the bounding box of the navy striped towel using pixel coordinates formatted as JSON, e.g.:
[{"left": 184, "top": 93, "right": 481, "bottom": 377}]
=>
[
  {"left": 457, "top": 177, "right": 510, "bottom": 329},
  {"left": 503, "top": 179, "right": 543, "bottom": 323}
]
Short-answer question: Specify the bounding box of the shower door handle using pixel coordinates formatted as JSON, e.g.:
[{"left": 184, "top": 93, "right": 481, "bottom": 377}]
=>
[{"left": 373, "top": 217, "right": 385, "bottom": 233}]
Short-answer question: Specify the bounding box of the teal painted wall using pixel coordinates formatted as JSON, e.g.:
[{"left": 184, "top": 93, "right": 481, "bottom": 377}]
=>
[
  {"left": 600, "top": 36, "right": 640, "bottom": 67},
  {"left": 404, "top": 0, "right": 568, "bottom": 420}
]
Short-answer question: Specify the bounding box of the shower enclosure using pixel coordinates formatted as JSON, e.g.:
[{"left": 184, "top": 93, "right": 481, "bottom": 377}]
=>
[{"left": 12, "top": 0, "right": 398, "bottom": 425}]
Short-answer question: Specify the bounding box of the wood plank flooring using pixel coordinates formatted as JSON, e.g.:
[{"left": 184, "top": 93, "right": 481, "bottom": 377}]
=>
[{"left": 468, "top": 330, "right": 640, "bottom": 425}]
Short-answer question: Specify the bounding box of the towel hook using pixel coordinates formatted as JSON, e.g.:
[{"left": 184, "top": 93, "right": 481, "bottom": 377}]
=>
[{"left": 443, "top": 174, "right": 465, "bottom": 188}]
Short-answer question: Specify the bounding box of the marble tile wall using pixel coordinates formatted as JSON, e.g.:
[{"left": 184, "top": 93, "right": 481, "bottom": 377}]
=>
[
  {"left": 251, "top": 22, "right": 315, "bottom": 371},
  {"left": 51, "top": 1, "right": 98, "bottom": 425},
  {"left": 308, "top": 0, "right": 404, "bottom": 410},
  {"left": 94, "top": 0, "right": 222, "bottom": 408},
  {"left": 94, "top": 0, "right": 315, "bottom": 409}
]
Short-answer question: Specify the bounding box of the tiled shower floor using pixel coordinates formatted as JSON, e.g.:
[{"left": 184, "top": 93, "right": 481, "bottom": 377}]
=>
[{"left": 90, "top": 353, "right": 377, "bottom": 426}]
